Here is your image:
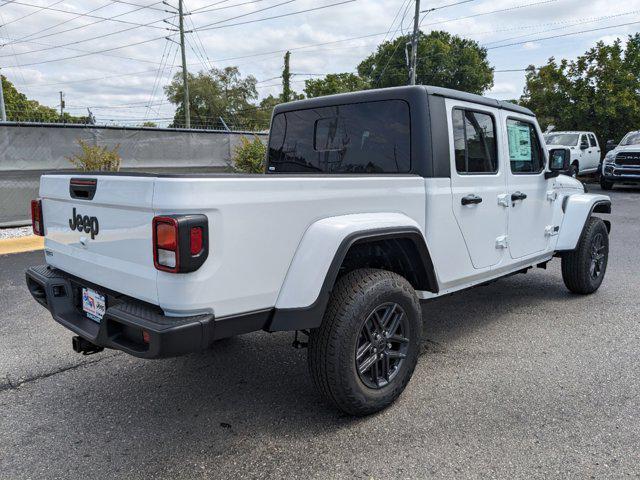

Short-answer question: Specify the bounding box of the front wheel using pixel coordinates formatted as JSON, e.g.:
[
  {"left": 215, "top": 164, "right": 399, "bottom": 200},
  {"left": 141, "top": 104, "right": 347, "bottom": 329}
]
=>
[
  {"left": 561, "top": 217, "right": 609, "bottom": 294},
  {"left": 570, "top": 163, "right": 579, "bottom": 178},
  {"left": 308, "top": 269, "right": 422, "bottom": 416},
  {"left": 600, "top": 178, "right": 613, "bottom": 190}
]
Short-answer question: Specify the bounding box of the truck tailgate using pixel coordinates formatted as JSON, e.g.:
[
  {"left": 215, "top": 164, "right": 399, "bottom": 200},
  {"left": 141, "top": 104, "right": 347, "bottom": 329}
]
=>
[{"left": 39, "top": 174, "right": 158, "bottom": 305}]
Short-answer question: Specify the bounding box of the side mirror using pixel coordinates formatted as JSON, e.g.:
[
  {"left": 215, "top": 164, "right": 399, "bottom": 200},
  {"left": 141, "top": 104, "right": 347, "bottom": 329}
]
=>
[
  {"left": 580, "top": 142, "right": 589, "bottom": 150},
  {"left": 545, "top": 148, "right": 571, "bottom": 179},
  {"left": 605, "top": 140, "right": 618, "bottom": 153}
]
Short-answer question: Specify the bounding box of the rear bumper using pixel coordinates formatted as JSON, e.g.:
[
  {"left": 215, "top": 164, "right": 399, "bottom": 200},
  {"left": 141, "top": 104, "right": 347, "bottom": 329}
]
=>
[{"left": 26, "top": 264, "right": 215, "bottom": 359}]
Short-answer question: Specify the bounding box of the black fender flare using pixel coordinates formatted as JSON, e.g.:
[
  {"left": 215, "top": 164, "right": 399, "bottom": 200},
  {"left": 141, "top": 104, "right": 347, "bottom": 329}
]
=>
[{"left": 266, "top": 227, "right": 438, "bottom": 332}]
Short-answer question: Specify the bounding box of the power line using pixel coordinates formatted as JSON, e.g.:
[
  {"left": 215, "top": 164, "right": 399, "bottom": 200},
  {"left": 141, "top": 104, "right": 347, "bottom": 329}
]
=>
[
  {"left": 184, "top": 0, "right": 215, "bottom": 71},
  {"left": 194, "top": 0, "right": 357, "bottom": 31},
  {"left": 194, "top": 0, "right": 298, "bottom": 29},
  {"left": 483, "top": 9, "right": 640, "bottom": 47},
  {"left": 111, "top": 0, "right": 167, "bottom": 12},
  {"left": 1, "top": 1, "right": 167, "bottom": 47},
  {"left": 420, "top": 0, "right": 474, "bottom": 13},
  {"left": 145, "top": 34, "right": 174, "bottom": 121},
  {"left": 420, "top": 0, "right": 560, "bottom": 28},
  {"left": 5, "top": 0, "right": 170, "bottom": 29},
  {"left": 486, "top": 18, "right": 640, "bottom": 50},
  {"left": 169, "top": 0, "right": 556, "bottom": 69},
  {"left": 189, "top": 0, "right": 233, "bottom": 12},
  {"left": 0, "top": 32, "right": 174, "bottom": 65},
  {"left": 189, "top": 0, "right": 269, "bottom": 15},
  {"left": 374, "top": 0, "right": 417, "bottom": 87},
  {"left": 0, "top": 19, "right": 172, "bottom": 57},
  {"left": 19, "top": 68, "right": 158, "bottom": 87},
  {"left": 1, "top": 1, "right": 118, "bottom": 46},
  {"left": 13, "top": 35, "right": 166, "bottom": 67},
  {"left": 0, "top": 0, "right": 65, "bottom": 27}
]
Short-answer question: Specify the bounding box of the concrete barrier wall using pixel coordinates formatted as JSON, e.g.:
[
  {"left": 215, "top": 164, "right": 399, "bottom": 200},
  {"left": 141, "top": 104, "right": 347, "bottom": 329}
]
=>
[{"left": 0, "top": 123, "right": 267, "bottom": 226}]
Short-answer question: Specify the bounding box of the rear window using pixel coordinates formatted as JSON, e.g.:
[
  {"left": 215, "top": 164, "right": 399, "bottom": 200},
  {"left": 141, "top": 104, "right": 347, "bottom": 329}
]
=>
[{"left": 267, "top": 100, "right": 411, "bottom": 173}]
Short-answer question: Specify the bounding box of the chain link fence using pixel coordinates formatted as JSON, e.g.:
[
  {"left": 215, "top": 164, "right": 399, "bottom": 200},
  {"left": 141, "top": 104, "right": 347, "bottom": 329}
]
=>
[{"left": 0, "top": 122, "right": 267, "bottom": 227}]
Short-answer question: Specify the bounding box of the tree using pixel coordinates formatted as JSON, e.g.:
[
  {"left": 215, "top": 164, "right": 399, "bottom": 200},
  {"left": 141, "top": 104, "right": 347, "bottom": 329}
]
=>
[
  {"left": 357, "top": 30, "right": 493, "bottom": 94},
  {"left": 67, "top": 139, "right": 121, "bottom": 171},
  {"left": 232, "top": 135, "right": 266, "bottom": 173},
  {"left": 304, "top": 73, "right": 369, "bottom": 98},
  {"left": 1, "top": 75, "right": 88, "bottom": 123},
  {"left": 165, "top": 66, "right": 259, "bottom": 130},
  {"left": 282, "top": 51, "right": 292, "bottom": 103},
  {"left": 141, "top": 121, "right": 157, "bottom": 128},
  {"left": 520, "top": 34, "right": 640, "bottom": 144}
]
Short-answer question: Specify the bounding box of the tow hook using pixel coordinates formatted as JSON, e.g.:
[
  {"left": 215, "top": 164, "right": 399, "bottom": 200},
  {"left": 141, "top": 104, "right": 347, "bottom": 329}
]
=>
[{"left": 72, "top": 336, "right": 104, "bottom": 355}]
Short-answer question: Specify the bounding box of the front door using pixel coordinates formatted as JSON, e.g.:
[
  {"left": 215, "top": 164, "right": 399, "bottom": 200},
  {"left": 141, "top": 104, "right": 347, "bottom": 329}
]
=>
[
  {"left": 503, "top": 113, "right": 555, "bottom": 259},
  {"left": 447, "top": 100, "right": 508, "bottom": 269}
]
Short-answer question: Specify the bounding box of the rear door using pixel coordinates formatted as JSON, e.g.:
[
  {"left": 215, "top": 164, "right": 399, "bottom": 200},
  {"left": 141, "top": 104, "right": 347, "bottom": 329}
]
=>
[
  {"left": 587, "top": 133, "right": 601, "bottom": 171},
  {"left": 447, "top": 99, "right": 508, "bottom": 269},
  {"left": 503, "top": 113, "right": 555, "bottom": 259},
  {"left": 39, "top": 174, "right": 158, "bottom": 305}
]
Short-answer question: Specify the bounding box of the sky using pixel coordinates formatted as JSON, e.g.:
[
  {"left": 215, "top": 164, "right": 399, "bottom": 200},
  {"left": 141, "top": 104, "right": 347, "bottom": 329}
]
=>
[{"left": 0, "top": 0, "right": 639, "bottom": 127}]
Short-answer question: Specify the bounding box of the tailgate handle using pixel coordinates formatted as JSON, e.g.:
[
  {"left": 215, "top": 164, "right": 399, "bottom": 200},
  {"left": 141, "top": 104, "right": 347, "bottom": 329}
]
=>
[{"left": 69, "top": 178, "right": 97, "bottom": 200}]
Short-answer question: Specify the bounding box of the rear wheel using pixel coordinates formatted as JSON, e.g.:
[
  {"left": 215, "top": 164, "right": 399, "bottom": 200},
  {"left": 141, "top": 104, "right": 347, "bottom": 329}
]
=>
[
  {"left": 308, "top": 269, "right": 422, "bottom": 416},
  {"left": 561, "top": 217, "right": 609, "bottom": 294}
]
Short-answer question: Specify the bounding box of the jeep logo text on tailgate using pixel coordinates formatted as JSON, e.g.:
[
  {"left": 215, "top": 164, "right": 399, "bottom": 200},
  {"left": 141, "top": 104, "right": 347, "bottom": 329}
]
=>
[{"left": 69, "top": 208, "right": 99, "bottom": 239}]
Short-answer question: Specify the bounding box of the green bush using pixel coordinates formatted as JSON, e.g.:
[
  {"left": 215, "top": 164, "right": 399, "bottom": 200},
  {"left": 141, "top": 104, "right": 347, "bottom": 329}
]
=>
[
  {"left": 68, "top": 139, "right": 121, "bottom": 171},
  {"left": 232, "top": 135, "right": 266, "bottom": 173}
]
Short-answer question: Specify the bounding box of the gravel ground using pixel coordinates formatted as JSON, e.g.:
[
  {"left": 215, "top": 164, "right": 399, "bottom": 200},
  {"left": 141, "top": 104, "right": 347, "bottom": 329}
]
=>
[
  {"left": 0, "top": 184, "right": 638, "bottom": 479},
  {"left": 0, "top": 226, "right": 33, "bottom": 240}
]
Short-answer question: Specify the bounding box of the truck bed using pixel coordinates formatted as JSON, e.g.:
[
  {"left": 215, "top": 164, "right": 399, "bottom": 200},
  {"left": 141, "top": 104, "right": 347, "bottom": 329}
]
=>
[{"left": 39, "top": 173, "right": 427, "bottom": 318}]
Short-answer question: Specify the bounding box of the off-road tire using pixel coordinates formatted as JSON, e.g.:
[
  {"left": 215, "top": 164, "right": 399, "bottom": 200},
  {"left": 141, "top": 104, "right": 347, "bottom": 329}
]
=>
[
  {"left": 600, "top": 178, "right": 613, "bottom": 190},
  {"left": 308, "top": 269, "right": 422, "bottom": 416},
  {"left": 561, "top": 217, "right": 609, "bottom": 294}
]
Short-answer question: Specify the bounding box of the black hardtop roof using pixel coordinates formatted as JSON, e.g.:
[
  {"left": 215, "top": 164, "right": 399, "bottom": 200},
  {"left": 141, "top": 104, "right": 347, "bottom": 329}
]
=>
[{"left": 272, "top": 85, "right": 534, "bottom": 117}]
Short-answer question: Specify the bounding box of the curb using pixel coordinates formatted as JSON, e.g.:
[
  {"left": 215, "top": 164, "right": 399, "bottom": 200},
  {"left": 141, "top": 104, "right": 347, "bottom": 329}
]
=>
[{"left": 0, "top": 236, "right": 44, "bottom": 255}]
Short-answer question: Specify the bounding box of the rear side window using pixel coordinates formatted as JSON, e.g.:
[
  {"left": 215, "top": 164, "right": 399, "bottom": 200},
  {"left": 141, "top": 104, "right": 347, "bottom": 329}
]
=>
[
  {"left": 452, "top": 108, "right": 497, "bottom": 174},
  {"left": 589, "top": 134, "right": 597, "bottom": 147},
  {"left": 506, "top": 119, "right": 545, "bottom": 174},
  {"left": 267, "top": 100, "right": 411, "bottom": 173}
]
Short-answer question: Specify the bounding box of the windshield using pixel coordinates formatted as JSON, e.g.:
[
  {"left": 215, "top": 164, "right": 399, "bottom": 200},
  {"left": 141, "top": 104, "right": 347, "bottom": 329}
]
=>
[
  {"left": 545, "top": 133, "right": 579, "bottom": 146},
  {"left": 620, "top": 131, "right": 640, "bottom": 146}
]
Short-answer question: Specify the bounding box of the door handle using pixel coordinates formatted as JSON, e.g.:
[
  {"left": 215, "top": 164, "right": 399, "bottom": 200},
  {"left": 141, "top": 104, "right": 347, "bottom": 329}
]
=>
[
  {"left": 511, "top": 191, "right": 527, "bottom": 201},
  {"left": 461, "top": 194, "right": 483, "bottom": 206}
]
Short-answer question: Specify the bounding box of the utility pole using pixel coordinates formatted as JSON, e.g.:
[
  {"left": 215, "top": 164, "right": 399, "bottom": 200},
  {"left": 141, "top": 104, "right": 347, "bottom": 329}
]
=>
[
  {"left": 59, "top": 91, "right": 65, "bottom": 119},
  {"left": 409, "top": 0, "right": 421, "bottom": 85},
  {"left": 177, "top": 0, "right": 190, "bottom": 128},
  {"left": 282, "top": 51, "right": 291, "bottom": 103},
  {"left": 0, "top": 71, "right": 6, "bottom": 122}
]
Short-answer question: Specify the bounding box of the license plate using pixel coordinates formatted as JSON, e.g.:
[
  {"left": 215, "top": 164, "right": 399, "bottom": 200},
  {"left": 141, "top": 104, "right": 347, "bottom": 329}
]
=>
[{"left": 82, "top": 288, "right": 106, "bottom": 323}]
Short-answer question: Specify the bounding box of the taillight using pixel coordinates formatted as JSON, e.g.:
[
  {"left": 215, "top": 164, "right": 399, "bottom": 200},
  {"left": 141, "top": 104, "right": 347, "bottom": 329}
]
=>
[
  {"left": 152, "top": 215, "right": 208, "bottom": 273},
  {"left": 153, "top": 217, "right": 179, "bottom": 272},
  {"left": 31, "top": 199, "right": 44, "bottom": 236},
  {"left": 190, "top": 227, "right": 203, "bottom": 255}
]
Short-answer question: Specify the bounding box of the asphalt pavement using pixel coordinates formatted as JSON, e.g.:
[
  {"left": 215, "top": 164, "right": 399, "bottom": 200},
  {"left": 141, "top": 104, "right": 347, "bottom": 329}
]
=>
[{"left": 1, "top": 184, "right": 639, "bottom": 479}]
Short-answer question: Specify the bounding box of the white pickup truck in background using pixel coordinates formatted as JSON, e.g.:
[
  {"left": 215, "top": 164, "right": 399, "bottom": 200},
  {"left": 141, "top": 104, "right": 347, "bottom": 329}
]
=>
[
  {"left": 544, "top": 130, "right": 602, "bottom": 176},
  {"left": 26, "top": 86, "right": 612, "bottom": 415},
  {"left": 601, "top": 130, "right": 640, "bottom": 190}
]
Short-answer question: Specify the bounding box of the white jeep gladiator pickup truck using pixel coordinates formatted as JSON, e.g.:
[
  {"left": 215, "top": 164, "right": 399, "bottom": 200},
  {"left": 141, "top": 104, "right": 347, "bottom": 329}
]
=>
[{"left": 26, "top": 86, "right": 612, "bottom": 415}]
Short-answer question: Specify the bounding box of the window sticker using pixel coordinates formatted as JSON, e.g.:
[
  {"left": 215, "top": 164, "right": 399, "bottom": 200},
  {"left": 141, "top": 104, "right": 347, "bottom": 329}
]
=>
[{"left": 507, "top": 123, "right": 532, "bottom": 162}]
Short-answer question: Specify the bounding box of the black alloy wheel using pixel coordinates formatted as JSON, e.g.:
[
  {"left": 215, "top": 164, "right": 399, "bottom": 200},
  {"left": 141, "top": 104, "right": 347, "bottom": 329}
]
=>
[{"left": 356, "top": 302, "right": 410, "bottom": 389}]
